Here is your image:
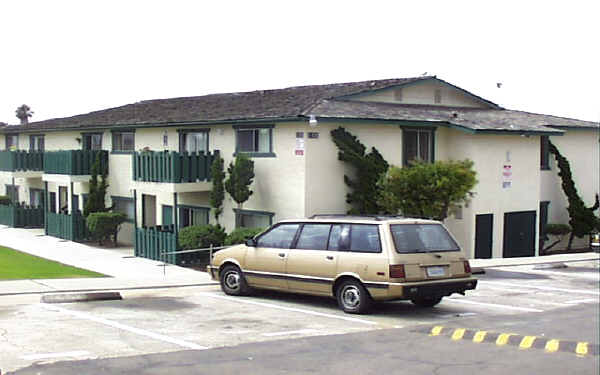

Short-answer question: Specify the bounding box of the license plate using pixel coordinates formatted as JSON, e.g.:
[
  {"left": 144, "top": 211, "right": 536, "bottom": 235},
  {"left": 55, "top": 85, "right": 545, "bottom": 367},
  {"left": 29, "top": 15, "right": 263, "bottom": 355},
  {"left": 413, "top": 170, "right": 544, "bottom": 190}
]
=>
[{"left": 426, "top": 266, "right": 445, "bottom": 277}]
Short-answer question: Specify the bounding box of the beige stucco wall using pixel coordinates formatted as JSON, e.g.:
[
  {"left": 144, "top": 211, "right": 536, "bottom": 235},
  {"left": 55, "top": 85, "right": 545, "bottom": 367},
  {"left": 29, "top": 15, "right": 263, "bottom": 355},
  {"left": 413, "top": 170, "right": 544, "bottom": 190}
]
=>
[{"left": 350, "top": 80, "right": 486, "bottom": 108}]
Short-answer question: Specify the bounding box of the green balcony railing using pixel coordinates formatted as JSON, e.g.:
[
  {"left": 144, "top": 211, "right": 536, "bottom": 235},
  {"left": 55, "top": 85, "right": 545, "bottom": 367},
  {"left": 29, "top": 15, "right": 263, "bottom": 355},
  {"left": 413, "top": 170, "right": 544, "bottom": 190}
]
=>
[
  {"left": 0, "top": 150, "right": 44, "bottom": 172},
  {"left": 44, "top": 150, "right": 109, "bottom": 175},
  {"left": 133, "top": 150, "right": 219, "bottom": 183},
  {"left": 0, "top": 204, "right": 44, "bottom": 228},
  {"left": 46, "top": 211, "right": 89, "bottom": 242},
  {"left": 135, "top": 226, "right": 178, "bottom": 264}
]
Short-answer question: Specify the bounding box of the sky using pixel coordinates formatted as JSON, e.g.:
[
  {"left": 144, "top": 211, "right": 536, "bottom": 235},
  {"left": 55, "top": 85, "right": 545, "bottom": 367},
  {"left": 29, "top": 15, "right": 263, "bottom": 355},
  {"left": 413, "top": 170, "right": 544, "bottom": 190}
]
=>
[{"left": 1, "top": 1, "right": 599, "bottom": 125}]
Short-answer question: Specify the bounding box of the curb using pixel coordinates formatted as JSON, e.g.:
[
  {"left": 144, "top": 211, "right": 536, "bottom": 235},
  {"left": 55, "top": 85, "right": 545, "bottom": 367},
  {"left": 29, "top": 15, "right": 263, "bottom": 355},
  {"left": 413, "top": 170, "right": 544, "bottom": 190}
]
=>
[
  {"left": 0, "top": 282, "right": 219, "bottom": 297},
  {"left": 416, "top": 325, "right": 599, "bottom": 357},
  {"left": 41, "top": 292, "right": 123, "bottom": 304}
]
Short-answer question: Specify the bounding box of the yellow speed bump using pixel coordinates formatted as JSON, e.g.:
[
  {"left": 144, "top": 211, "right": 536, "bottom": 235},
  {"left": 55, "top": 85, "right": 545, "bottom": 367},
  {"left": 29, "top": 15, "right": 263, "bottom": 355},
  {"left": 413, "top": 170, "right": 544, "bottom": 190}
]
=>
[
  {"left": 430, "top": 326, "right": 444, "bottom": 336},
  {"left": 575, "top": 342, "right": 588, "bottom": 356},
  {"left": 451, "top": 328, "right": 466, "bottom": 341},
  {"left": 545, "top": 339, "right": 560, "bottom": 353},
  {"left": 496, "top": 333, "right": 513, "bottom": 346},
  {"left": 473, "top": 331, "right": 487, "bottom": 343},
  {"left": 519, "top": 336, "right": 536, "bottom": 349}
]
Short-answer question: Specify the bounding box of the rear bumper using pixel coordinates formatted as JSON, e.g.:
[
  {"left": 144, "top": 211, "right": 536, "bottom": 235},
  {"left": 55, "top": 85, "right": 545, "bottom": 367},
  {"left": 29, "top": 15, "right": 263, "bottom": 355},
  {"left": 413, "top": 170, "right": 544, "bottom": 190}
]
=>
[{"left": 382, "top": 277, "right": 477, "bottom": 300}]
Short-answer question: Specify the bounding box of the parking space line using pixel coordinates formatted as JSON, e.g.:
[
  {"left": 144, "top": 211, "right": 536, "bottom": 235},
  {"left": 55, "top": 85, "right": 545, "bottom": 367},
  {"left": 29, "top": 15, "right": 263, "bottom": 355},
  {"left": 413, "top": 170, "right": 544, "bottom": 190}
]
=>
[
  {"left": 41, "top": 304, "right": 207, "bottom": 350},
  {"left": 262, "top": 329, "right": 319, "bottom": 337},
  {"left": 20, "top": 351, "right": 90, "bottom": 361},
  {"left": 445, "top": 298, "right": 544, "bottom": 312},
  {"left": 478, "top": 281, "right": 600, "bottom": 295},
  {"left": 565, "top": 298, "right": 598, "bottom": 304},
  {"left": 198, "top": 292, "right": 377, "bottom": 325}
]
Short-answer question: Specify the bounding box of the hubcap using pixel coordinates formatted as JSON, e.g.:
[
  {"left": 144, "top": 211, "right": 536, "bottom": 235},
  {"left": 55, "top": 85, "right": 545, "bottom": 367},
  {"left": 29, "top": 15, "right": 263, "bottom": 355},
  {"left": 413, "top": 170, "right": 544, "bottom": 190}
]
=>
[
  {"left": 224, "top": 271, "right": 240, "bottom": 290},
  {"left": 341, "top": 285, "right": 361, "bottom": 308}
]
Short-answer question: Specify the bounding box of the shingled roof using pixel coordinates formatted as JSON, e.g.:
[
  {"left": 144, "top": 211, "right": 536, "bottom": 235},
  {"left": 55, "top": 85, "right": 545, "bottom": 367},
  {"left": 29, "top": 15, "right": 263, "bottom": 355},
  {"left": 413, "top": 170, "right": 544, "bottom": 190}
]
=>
[{"left": 3, "top": 76, "right": 597, "bottom": 134}]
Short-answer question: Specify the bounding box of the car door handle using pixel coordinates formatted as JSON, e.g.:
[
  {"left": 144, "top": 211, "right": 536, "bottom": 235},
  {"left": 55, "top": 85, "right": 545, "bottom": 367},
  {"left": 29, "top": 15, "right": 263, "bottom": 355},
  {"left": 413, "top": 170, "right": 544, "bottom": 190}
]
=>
[
  {"left": 278, "top": 253, "right": 286, "bottom": 258},
  {"left": 326, "top": 256, "right": 334, "bottom": 260}
]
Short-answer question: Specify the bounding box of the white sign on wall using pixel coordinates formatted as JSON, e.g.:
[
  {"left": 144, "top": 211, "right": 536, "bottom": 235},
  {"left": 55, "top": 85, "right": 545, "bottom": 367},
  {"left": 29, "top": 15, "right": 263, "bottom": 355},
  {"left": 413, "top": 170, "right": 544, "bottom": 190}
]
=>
[
  {"left": 295, "top": 137, "right": 305, "bottom": 156},
  {"left": 502, "top": 164, "right": 512, "bottom": 188}
]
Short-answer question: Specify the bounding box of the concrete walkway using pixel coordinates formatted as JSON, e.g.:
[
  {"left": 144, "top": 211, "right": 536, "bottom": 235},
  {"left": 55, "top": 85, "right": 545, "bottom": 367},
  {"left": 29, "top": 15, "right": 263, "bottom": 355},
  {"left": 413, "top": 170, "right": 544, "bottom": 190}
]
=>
[{"left": 0, "top": 226, "right": 598, "bottom": 296}]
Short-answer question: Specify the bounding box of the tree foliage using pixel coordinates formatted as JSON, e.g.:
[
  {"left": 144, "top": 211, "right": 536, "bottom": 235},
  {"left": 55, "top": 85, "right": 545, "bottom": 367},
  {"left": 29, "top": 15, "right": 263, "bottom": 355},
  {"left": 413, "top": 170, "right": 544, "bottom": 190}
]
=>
[
  {"left": 330, "top": 127, "right": 389, "bottom": 214},
  {"left": 225, "top": 154, "right": 255, "bottom": 209},
  {"left": 84, "top": 153, "right": 109, "bottom": 217},
  {"left": 86, "top": 212, "right": 127, "bottom": 246},
  {"left": 378, "top": 159, "right": 478, "bottom": 221},
  {"left": 224, "top": 227, "right": 265, "bottom": 246},
  {"left": 15, "top": 104, "right": 33, "bottom": 124},
  {"left": 549, "top": 141, "right": 600, "bottom": 250},
  {"left": 210, "top": 155, "right": 225, "bottom": 224}
]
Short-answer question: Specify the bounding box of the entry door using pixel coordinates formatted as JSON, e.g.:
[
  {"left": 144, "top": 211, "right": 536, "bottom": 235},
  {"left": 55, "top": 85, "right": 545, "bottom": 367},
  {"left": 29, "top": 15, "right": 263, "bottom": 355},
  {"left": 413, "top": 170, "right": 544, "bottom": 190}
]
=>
[
  {"left": 142, "top": 194, "right": 157, "bottom": 227},
  {"left": 503, "top": 211, "right": 536, "bottom": 258},
  {"left": 475, "top": 214, "right": 493, "bottom": 259}
]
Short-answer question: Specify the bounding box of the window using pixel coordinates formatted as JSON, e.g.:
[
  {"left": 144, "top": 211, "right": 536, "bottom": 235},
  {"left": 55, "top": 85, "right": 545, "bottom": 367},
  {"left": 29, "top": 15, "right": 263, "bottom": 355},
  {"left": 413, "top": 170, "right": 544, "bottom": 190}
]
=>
[
  {"left": 391, "top": 224, "right": 459, "bottom": 253},
  {"left": 540, "top": 136, "right": 550, "bottom": 170},
  {"left": 179, "top": 206, "right": 209, "bottom": 228},
  {"left": 349, "top": 224, "right": 382, "bottom": 253},
  {"left": 29, "top": 135, "right": 45, "bottom": 151},
  {"left": 180, "top": 131, "right": 209, "bottom": 153},
  {"left": 112, "top": 132, "right": 135, "bottom": 152},
  {"left": 256, "top": 224, "right": 300, "bottom": 249},
  {"left": 58, "top": 186, "right": 68, "bottom": 213},
  {"left": 328, "top": 224, "right": 350, "bottom": 251},
  {"left": 296, "top": 224, "right": 331, "bottom": 250},
  {"left": 49, "top": 192, "right": 57, "bottom": 213},
  {"left": 112, "top": 196, "right": 135, "bottom": 222},
  {"left": 5, "top": 185, "right": 18, "bottom": 203},
  {"left": 403, "top": 129, "right": 434, "bottom": 166},
  {"left": 30, "top": 189, "right": 44, "bottom": 208},
  {"left": 5, "top": 135, "right": 18, "bottom": 150},
  {"left": 235, "top": 209, "right": 274, "bottom": 228},
  {"left": 234, "top": 125, "right": 274, "bottom": 156},
  {"left": 82, "top": 133, "right": 103, "bottom": 150}
]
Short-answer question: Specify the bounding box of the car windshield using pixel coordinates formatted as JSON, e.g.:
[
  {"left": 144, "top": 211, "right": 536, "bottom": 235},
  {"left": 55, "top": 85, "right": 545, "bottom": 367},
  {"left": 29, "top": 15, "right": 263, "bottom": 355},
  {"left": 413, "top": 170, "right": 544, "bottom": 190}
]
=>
[{"left": 390, "top": 224, "right": 460, "bottom": 253}]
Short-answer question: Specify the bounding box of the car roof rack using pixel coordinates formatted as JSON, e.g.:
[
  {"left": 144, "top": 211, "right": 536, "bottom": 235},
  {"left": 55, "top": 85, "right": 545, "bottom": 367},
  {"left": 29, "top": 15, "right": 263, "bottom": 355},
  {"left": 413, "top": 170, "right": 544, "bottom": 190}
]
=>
[{"left": 308, "top": 214, "right": 408, "bottom": 221}]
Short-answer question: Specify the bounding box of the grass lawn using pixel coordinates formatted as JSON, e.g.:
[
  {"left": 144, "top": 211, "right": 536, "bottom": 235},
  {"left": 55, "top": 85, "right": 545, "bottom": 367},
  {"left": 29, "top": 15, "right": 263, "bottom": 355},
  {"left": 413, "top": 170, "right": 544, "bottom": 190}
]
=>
[{"left": 0, "top": 246, "right": 105, "bottom": 280}]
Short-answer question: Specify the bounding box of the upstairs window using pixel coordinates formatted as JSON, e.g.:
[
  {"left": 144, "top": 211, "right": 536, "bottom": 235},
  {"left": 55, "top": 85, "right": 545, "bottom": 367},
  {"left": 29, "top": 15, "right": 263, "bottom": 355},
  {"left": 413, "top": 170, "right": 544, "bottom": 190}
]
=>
[
  {"left": 403, "top": 129, "right": 434, "bottom": 166},
  {"left": 5, "top": 135, "right": 18, "bottom": 150},
  {"left": 180, "top": 130, "right": 209, "bottom": 154},
  {"left": 540, "top": 136, "right": 550, "bottom": 170},
  {"left": 112, "top": 131, "right": 135, "bottom": 152},
  {"left": 29, "top": 135, "right": 45, "bottom": 151},
  {"left": 82, "top": 133, "right": 103, "bottom": 150},
  {"left": 234, "top": 125, "right": 274, "bottom": 157}
]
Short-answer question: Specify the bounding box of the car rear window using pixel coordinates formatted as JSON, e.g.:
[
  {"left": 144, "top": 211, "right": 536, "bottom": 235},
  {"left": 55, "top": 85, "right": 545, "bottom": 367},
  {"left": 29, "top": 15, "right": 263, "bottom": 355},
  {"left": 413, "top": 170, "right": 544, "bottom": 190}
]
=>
[{"left": 390, "top": 224, "right": 459, "bottom": 253}]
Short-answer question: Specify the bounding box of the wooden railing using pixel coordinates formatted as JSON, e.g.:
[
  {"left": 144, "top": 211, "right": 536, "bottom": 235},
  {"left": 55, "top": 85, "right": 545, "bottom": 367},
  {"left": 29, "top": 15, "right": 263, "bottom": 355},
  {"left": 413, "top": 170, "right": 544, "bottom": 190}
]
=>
[
  {"left": 46, "top": 211, "right": 89, "bottom": 241},
  {"left": 44, "top": 150, "right": 108, "bottom": 175},
  {"left": 0, "top": 150, "right": 44, "bottom": 172},
  {"left": 133, "top": 150, "right": 218, "bottom": 183},
  {"left": 0, "top": 204, "right": 44, "bottom": 228}
]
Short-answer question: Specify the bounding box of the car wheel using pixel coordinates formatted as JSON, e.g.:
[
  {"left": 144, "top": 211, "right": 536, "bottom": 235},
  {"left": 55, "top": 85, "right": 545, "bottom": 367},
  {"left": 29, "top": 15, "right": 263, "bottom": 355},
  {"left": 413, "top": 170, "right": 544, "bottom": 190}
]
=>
[
  {"left": 336, "top": 279, "right": 372, "bottom": 314},
  {"left": 220, "top": 265, "right": 250, "bottom": 296},
  {"left": 411, "top": 296, "right": 442, "bottom": 308}
]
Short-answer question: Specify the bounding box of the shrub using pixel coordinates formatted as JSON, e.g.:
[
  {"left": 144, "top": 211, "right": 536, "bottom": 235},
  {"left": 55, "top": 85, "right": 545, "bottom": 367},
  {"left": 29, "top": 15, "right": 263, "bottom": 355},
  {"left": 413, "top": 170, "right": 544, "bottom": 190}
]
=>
[
  {"left": 87, "top": 212, "right": 127, "bottom": 246},
  {"left": 224, "top": 227, "right": 265, "bottom": 246},
  {"left": 178, "top": 224, "right": 227, "bottom": 250},
  {"left": 0, "top": 195, "right": 12, "bottom": 205},
  {"left": 543, "top": 223, "right": 571, "bottom": 236}
]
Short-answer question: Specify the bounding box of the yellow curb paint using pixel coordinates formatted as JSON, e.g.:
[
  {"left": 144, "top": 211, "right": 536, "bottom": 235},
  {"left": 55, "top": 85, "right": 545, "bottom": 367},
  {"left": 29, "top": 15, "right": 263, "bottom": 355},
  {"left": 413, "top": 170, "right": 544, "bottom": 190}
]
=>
[
  {"left": 496, "top": 333, "right": 512, "bottom": 346},
  {"left": 575, "top": 342, "right": 588, "bottom": 356},
  {"left": 451, "top": 328, "right": 466, "bottom": 341},
  {"left": 473, "top": 331, "right": 487, "bottom": 343},
  {"left": 519, "top": 336, "right": 536, "bottom": 349},
  {"left": 545, "top": 339, "right": 560, "bottom": 353},
  {"left": 430, "top": 326, "right": 443, "bottom": 336}
]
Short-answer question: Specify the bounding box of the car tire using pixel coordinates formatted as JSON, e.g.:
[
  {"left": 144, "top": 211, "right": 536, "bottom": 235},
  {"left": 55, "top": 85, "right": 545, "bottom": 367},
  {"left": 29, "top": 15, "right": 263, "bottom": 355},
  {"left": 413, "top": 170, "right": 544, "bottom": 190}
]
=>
[
  {"left": 220, "top": 265, "right": 250, "bottom": 296},
  {"left": 336, "top": 279, "right": 372, "bottom": 314},
  {"left": 411, "top": 296, "right": 442, "bottom": 308}
]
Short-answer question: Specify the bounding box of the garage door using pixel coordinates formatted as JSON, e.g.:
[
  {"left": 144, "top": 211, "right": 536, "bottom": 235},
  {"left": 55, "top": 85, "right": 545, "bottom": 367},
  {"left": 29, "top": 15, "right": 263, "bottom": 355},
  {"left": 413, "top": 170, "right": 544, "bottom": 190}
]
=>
[{"left": 503, "top": 211, "right": 536, "bottom": 258}]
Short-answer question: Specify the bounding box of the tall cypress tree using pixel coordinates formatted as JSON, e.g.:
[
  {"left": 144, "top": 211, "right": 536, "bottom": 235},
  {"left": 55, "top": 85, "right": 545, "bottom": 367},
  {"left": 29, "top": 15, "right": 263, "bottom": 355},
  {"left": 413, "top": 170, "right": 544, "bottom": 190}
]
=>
[
  {"left": 549, "top": 141, "right": 599, "bottom": 250},
  {"left": 210, "top": 155, "right": 225, "bottom": 224},
  {"left": 84, "top": 153, "right": 109, "bottom": 217},
  {"left": 330, "top": 127, "right": 389, "bottom": 214}
]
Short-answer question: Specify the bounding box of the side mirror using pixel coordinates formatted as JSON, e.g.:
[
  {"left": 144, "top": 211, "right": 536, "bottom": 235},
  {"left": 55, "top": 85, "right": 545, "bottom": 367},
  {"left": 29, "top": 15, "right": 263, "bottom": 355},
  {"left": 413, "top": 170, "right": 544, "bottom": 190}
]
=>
[{"left": 245, "top": 238, "right": 257, "bottom": 247}]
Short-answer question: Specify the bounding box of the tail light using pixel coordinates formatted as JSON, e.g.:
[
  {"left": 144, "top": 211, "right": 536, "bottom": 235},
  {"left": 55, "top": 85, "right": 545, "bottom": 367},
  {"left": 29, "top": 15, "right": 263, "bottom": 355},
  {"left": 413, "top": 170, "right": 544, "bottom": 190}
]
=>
[
  {"left": 463, "top": 260, "right": 471, "bottom": 274},
  {"left": 389, "top": 264, "right": 406, "bottom": 278}
]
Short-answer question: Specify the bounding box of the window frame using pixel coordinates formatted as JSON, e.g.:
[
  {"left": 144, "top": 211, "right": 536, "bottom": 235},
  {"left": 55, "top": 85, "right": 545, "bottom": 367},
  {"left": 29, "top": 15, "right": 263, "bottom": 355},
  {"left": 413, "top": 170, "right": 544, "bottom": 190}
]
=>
[
  {"left": 29, "top": 134, "right": 45, "bottom": 152},
  {"left": 29, "top": 188, "right": 45, "bottom": 208},
  {"left": 5, "top": 134, "right": 18, "bottom": 150},
  {"left": 234, "top": 208, "right": 274, "bottom": 229},
  {"left": 111, "top": 130, "right": 136, "bottom": 154},
  {"left": 233, "top": 124, "right": 275, "bottom": 157},
  {"left": 82, "top": 132, "right": 103, "bottom": 150},
  {"left": 178, "top": 129, "right": 210, "bottom": 154},
  {"left": 5, "top": 185, "right": 19, "bottom": 203},
  {"left": 111, "top": 196, "right": 135, "bottom": 223},
  {"left": 402, "top": 127, "right": 435, "bottom": 167},
  {"left": 178, "top": 204, "right": 210, "bottom": 228},
  {"left": 540, "top": 135, "right": 551, "bottom": 170}
]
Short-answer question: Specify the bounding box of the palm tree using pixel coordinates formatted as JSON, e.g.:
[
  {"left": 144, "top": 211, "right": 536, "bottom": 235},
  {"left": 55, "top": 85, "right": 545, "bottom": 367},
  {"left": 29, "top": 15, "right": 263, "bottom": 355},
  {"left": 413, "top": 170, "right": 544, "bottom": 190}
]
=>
[{"left": 15, "top": 104, "right": 33, "bottom": 125}]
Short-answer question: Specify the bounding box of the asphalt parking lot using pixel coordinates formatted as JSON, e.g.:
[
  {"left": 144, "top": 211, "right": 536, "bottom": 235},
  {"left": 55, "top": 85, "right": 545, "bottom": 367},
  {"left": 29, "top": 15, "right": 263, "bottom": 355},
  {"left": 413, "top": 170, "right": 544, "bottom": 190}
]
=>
[{"left": 1, "top": 260, "right": 598, "bottom": 374}]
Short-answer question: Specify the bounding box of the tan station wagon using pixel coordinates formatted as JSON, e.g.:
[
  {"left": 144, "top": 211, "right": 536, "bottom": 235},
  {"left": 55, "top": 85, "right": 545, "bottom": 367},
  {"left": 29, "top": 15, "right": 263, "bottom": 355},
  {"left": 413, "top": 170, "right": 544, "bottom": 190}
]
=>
[{"left": 208, "top": 215, "right": 477, "bottom": 314}]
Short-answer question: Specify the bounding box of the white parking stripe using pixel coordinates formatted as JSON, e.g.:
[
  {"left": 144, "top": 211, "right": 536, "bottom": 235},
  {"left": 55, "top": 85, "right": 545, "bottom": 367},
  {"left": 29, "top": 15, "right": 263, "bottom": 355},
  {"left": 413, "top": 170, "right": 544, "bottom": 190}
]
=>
[
  {"left": 565, "top": 298, "right": 598, "bottom": 304},
  {"left": 262, "top": 329, "right": 319, "bottom": 337},
  {"left": 198, "top": 292, "right": 377, "bottom": 325},
  {"left": 445, "top": 298, "right": 544, "bottom": 312},
  {"left": 478, "top": 281, "right": 600, "bottom": 295},
  {"left": 21, "top": 351, "right": 90, "bottom": 361},
  {"left": 42, "top": 304, "right": 207, "bottom": 350}
]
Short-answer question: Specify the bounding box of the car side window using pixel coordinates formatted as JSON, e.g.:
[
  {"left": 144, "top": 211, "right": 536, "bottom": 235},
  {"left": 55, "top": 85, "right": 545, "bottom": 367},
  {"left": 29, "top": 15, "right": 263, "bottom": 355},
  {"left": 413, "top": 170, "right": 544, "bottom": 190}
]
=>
[
  {"left": 296, "top": 224, "right": 331, "bottom": 250},
  {"left": 256, "top": 224, "right": 300, "bottom": 249},
  {"left": 328, "top": 224, "right": 350, "bottom": 251},
  {"left": 349, "top": 224, "right": 381, "bottom": 253}
]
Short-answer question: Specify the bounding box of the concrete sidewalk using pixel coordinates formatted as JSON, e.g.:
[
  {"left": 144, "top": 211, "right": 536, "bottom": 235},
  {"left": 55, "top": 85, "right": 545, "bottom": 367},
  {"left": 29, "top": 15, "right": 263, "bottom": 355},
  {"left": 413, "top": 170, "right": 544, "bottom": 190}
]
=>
[{"left": 0, "top": 226, "right": 598, "bottom": 296}]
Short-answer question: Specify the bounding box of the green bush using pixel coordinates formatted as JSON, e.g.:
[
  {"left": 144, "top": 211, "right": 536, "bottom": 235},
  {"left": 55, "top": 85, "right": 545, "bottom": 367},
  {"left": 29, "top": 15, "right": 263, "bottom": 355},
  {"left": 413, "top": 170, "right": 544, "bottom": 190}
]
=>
[
  {"left": 543, "top": 223, "right": 571, "bottom": 236},
  {"left": 178, "top": 224, "right": 227, "bottom": 250},
  {"left": 87, "top": 212, "right": 127, "bottom": 246},
  {"left": 225, "top": 227, "right": 265, "bottom": 246},
  {"left": 0, "top": 195, "right": 12, "bottom": 205}
]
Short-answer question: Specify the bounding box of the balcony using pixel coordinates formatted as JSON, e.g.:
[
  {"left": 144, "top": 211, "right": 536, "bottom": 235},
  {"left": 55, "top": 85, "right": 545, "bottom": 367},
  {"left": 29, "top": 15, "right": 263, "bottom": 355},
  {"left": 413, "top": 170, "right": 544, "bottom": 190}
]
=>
[
  {"left": 0, "top": 151, "right": 44, "bottom": 177},
  {"left": 0, "top": 204, "right": 44, "bottom": 228},
  {"left": 44, "top": 150, "right": 109, "bottom": 176},
  {"left": 132, "top": 150, "right": 218, "bottom": 193}
]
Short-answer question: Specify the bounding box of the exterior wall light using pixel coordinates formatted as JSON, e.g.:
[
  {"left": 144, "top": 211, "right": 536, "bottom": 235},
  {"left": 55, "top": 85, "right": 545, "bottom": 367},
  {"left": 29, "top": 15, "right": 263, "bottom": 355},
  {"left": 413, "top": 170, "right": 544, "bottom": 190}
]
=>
[{"left": 309, "top": 115, "right": 318, "bottom": 127}]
